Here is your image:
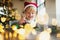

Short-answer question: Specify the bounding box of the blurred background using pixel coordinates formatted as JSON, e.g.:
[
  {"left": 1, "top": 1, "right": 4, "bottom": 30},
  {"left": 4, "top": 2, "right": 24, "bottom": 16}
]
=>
[{"left": 0, "top": 0, "right": 60, "bottom": 40}]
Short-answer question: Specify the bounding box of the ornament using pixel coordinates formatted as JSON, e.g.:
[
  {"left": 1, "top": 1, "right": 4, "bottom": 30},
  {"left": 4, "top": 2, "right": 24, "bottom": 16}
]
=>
[
  {"left": 24, "top": 24, "right": 33, "bottom": 35},
  {"left": 1, "top": 16, "right": 7, "bottom": 22},
  {"left": 15, "top": 13, "right": 21, "bottom": 21},
  {"left": 0, "top": 24, "right": 4, "bottom": 33},
  {"left": 11, "top": 25, "right": 17, "bottom": 31}
]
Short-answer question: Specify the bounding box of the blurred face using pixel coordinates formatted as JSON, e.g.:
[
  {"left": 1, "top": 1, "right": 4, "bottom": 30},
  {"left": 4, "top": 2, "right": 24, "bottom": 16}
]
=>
[{"left": 25, "top": 7, "right": 36, "bottom": 20}]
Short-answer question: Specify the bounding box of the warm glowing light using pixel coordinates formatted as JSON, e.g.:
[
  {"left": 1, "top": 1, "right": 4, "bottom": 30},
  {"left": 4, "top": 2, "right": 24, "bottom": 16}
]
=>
[
  {"left": 19, "top": 25, "right": 24, "bottom": 28},
  {"left": 13, "top": 32, "right": 17, "bottom": 37},
  {"left": 36, "top": 30, "right": 51, "bottom": 40},
  {"left": 0, "top": 24, "right": 4, "bottom": 33},
  {"left": 31, "top": 29, "right": 37, "bottom": 35},
  {"left": 12, "top": 25, "right": 17, "bottom": 30},
  {"left": 52, "top": 18, "right": 57, "bottom": 26},
  {"left": 1, "top": 17, "right": 7, "bottom": 22},
  {"left": 18, "top": 34, "right": 25, "bottom": 40},
  {"left": 17, "top": 28, "right": 25, "bottom": 34},
  {"left": 15, "top": 13, "right": 21, "bottom": 21},
  {"left": 46, "top": 28, "right": 52, "bottom": 34},
  {"left": 5, "top": 32, "right": 8, "bottom": 39},
  {"left": 0, "top": 24, "right": 4, "bottom": 29},
  {"left": 0, "top": 34, "right": 4, "bottom": 40},
  {"left": 17, "top": 28, "right": 25, "bottom": 40},
  {"left": 24, "top": 24, "right": 33, "bottom": 35},
  {"left": 9, "top": 32, "right": 12, "bottom": 38},
  {"left": 57, "top": 33, "right": 60, "bottom": 38},
  {"left": 0, "top": 29, "right": 4, "bottom": 33}
]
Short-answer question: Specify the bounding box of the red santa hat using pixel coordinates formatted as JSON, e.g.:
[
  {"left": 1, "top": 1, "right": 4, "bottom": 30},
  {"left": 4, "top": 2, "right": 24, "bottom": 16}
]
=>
[{"left": 24, "top": 2, "right": 38, "bottom": 11}]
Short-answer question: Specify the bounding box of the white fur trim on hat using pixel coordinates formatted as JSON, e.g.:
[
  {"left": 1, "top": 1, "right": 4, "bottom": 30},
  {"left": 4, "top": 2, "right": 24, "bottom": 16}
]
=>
[{"left": 24, "top": 4, "right": 36, "bottom": 11}]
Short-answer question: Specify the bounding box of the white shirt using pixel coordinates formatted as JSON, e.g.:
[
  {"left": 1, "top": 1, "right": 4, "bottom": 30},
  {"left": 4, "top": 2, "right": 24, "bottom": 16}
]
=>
[{"left": 25, "top": 18, "right": 36, "bottom": 27}]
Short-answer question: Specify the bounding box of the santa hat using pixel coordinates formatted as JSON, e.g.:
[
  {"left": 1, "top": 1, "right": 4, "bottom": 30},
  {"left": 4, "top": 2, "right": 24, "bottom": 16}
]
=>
[{"left": 24, "top": 2, "right": 38, "bottom": 11}]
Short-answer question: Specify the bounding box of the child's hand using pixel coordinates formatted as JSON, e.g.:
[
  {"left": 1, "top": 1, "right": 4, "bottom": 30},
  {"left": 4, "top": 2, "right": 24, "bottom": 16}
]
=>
[{"left": 19, "top": 17, "right": 26, "bottom": 24}]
